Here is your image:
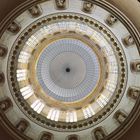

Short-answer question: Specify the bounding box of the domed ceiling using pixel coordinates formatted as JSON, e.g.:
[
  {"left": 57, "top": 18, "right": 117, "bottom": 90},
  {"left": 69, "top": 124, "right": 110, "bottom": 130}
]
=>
[{"left": 0, "top": 0, "right": 140, "bottom": 140}]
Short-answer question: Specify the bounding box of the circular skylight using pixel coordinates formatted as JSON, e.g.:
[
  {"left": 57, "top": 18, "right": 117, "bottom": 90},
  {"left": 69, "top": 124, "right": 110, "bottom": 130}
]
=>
[{"left": 37, "top": 38, "right": 100, "bottom": 102}]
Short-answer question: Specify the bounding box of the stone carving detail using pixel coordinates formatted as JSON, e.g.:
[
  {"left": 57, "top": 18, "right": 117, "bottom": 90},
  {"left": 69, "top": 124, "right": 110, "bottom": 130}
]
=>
[
  {"left": 0, "top": 98, "right": 12, "bottom": 112},
  {"left": 7, "top": 21, "right": 21, "bottom": 34},
  {"left": 114, "top": 110, "right": 127, "bottom": 124},
  {"left": 67, "top": 135, "right": 79, "bottom": 140},
  {"left": 106, "top": 15, "right": 118, "bottom": 26},
  {"left": 40, "top": 132, "right": 53, "bottom": 140},
  {"left": 123, "top": 35, "right": 134, "bottom": 46},
  {"left": 0, "top": 45, "right": 7, "bottom": 58},
  {"left": 0, "top": 72, "right": 5, "bottom": 84},
  {"left": 16, "top": 119, "right": 29, "bottom": 133},
  {"left": 28, "top": 5, "right": 42, "bottom": 18},
  {"left": 127, "top": 87, "right": 140, "bottom": 100},
  {"left": 93, "top": 127, "right": 106, "bottom": 140},
  {"left": 55, "top": 0, "right": 66, "bottom": 9},
  {"left": 130, "top": 61, "right": 140, "bottom": 72},
  {"left": 82, "top": 1, "right": 94, "bottom": 13}
]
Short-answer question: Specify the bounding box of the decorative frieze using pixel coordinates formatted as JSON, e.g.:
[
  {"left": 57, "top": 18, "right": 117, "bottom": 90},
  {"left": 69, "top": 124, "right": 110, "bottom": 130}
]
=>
[
  {"left": 130, "top": 60, "right": 140, "bottom": 72},
  {"left": 0, "top": 72, "right": 5, "bottom": 84},
  {"left": 0, "top": 45, "right": 7, "bottom": 58},
  {"left": 106, "top": 15, "right": 118, "bottom": 26},
  {"left": 16, "top": 119, "right": 29, "bottom": 133},
  {"left": 67, "top": 135, "right": 79, "bottom": 140},
  {"left": 40, "top": 132, "right": 53, "bottom": 140},
  {"left": 82, "top": 1, "right": 94, "bottom": 13},
  {"left": 55, "top": 0, "right": 67, "bottom": 9},
  {"left": 7, "top": 21, "right": 21, "bottom": 34},
  {"left": 123, "top": 35, "right": 134, "bottom": 46},
  {"left": 93, "top": 127, "right": 107, "bottom": 140},
  {"left": 114, "top": 110, "right": 127, "bottom": 124},
  {"left": 0, "top": 98, "right": 12, "bottom": 112},
  {"left": 127, "top": 87, "right": 140, "bottom": 100},
  {"left": 28, "top": 5, "right": 42, "bottom": 18}
]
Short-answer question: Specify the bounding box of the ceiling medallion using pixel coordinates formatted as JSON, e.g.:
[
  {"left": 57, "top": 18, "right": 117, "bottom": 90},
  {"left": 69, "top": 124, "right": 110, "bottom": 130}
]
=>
[{"left": 0, "top": 0, "right": 140, "bottom": 140}]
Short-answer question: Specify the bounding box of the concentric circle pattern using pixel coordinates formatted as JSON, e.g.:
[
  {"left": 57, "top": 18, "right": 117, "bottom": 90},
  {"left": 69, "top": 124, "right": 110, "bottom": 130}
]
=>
[
  {"left": 37, "top": 38, "right": 100, "bottom": 102},
  {"left": 9, "top": 12, "right": 126, "bottom": 126},
  {"left": 0, "top": 0, "right": 140, "bottom": 140}
]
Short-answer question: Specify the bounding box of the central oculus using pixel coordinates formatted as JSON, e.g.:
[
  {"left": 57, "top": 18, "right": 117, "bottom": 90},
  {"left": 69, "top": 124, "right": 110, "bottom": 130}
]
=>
[{"left": 36, "top": 38, "right": 100, "bottom": 102}]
